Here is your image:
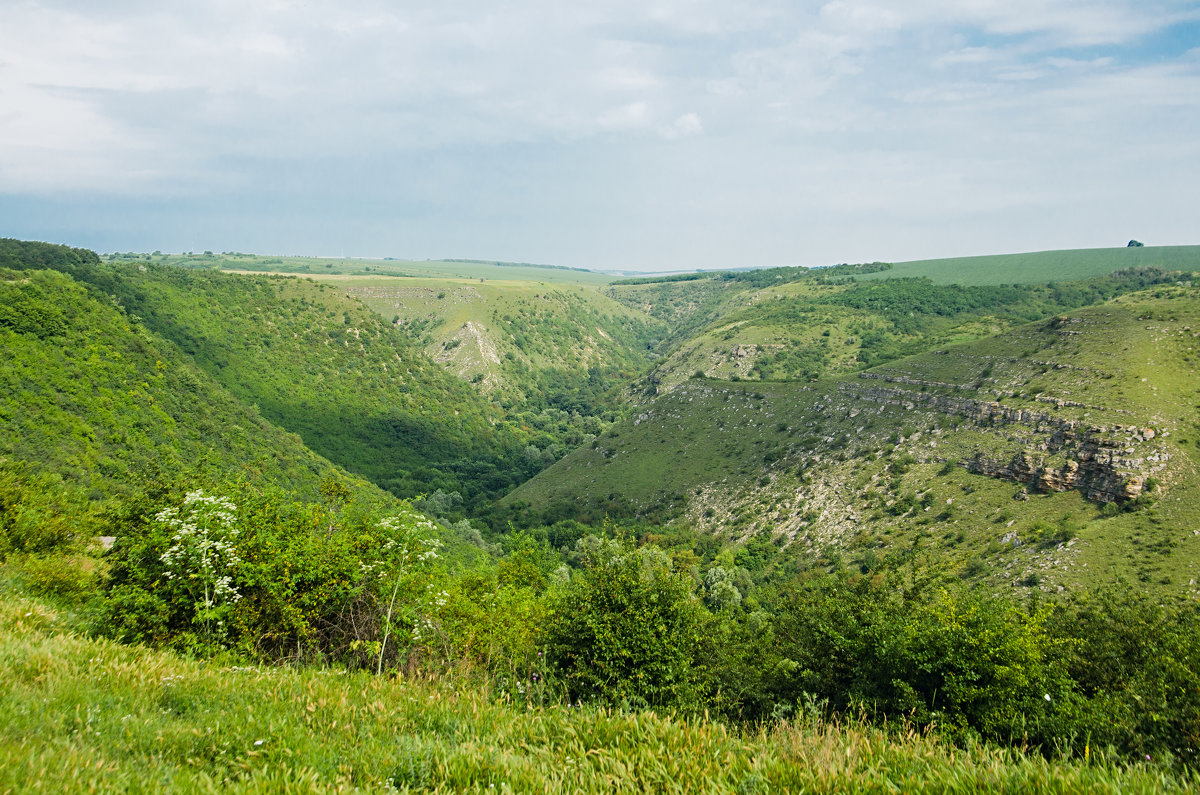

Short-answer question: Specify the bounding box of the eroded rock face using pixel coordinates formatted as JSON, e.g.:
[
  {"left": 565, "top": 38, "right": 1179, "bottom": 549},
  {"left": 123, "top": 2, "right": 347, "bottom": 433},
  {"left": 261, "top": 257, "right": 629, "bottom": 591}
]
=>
[
  {"left": 968, "top": 447, "right": 1146, "bottom": 503},
  {"left": 841, "top": 381, "right": 1167, "bottom": 503}
]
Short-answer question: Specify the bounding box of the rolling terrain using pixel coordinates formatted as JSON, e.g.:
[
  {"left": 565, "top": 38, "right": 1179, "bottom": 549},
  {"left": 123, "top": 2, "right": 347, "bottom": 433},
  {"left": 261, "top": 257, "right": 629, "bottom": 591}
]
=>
[
  {"left": 336, "top": 276, "right": 662, "bottom": 413},
  {"left": 507, "top": 285, "right": 1200, "bottom": 595},
  {"left": 607, "top": 262, "right": 1195, "bottom": 396},
  {"left": 872, "top": 245, "right": 1200, "bottom": 285},
  {"left": 3, "top": 242, "right": 547, "bottom": 506},
  {"left": 6, "top": 239, "right": 1200, "bottom": 785}
]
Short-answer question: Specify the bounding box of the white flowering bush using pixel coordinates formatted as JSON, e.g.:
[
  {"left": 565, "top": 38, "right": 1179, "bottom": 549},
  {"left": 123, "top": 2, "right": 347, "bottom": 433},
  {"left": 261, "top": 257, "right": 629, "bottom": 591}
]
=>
[
  {"left": 156, "top": 490, "right": 242, "bottom": 639},
  {"left": 357, "top": 509, "right": 445, "bottom": 673},
  {"left": 98, "top": 483, "right": 450, "bottom": 667}
]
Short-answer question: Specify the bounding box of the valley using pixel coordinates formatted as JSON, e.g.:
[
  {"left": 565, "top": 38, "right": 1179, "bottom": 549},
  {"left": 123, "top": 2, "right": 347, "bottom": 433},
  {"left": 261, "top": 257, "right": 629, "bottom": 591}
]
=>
[{"left": 4, "top": 238, "right": 1200, "bottom": 789}]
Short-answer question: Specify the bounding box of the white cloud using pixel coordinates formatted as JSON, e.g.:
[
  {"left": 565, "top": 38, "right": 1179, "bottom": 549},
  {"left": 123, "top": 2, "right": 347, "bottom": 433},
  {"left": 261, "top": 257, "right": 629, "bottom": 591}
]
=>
[
  {"left": 659, "top": 112, "right": 704, "bottom": 139},
  {"left": 935, "top": 46, "right": 999, "bottom": 67},
  {"left": 0, "top": 1, "right": 1196, "bottom": 266}
]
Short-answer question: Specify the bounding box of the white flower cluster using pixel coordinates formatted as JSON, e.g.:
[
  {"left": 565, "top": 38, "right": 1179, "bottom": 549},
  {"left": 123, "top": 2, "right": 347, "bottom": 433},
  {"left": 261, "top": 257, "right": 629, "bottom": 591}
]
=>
[
  {"left": 360, "top": 512, "right": 443, "bottom": 580},
  {"left": 157, "top": 490, "right": 242, "bottom": 609}
]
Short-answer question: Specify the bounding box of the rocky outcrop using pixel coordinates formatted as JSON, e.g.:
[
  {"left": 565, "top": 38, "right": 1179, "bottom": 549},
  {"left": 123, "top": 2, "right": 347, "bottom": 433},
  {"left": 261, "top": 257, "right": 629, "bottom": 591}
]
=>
[
  {"left": 968, "top": 444, "right": 1147, "bottom": 503},
  {"left": 840, "top": 382, "right": 1167, "bottom": 503}
]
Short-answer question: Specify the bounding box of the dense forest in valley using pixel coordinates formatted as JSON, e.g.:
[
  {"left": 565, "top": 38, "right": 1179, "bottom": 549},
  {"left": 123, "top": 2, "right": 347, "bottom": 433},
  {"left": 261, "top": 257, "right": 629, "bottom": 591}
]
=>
[{"left": 5, "top": 239, "right": 1200, "bottom": 790}]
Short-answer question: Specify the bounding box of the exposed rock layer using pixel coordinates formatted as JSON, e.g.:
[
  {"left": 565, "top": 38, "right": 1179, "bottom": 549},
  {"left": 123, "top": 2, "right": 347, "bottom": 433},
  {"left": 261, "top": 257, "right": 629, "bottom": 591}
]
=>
[{"left": 842, "top": 381, "right": 1167, "bottom": 503}]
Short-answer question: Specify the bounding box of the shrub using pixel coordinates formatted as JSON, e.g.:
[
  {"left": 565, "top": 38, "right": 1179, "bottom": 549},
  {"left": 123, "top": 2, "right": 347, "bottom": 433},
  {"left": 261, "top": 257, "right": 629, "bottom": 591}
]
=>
[
  {"left": 8, "top": 553, "right": 103, "bottom": 605},
  {"left": 435, "top": 567, "right": 548, "bottom": 688},
  {"left": 768, "top": 569, "right": 1076, "bottom": 747},
  {"left": 95, "top": 482, "right": 445, "bottom": 668},
  {"left": 0, "top": 460, "right": 96, "bottom": 558},
  {"left": 1048, "top": 586, "right": 1200, "bottom": 766},
  {"left": 545, "top": 538, "right": 710, "bottom": 711}
]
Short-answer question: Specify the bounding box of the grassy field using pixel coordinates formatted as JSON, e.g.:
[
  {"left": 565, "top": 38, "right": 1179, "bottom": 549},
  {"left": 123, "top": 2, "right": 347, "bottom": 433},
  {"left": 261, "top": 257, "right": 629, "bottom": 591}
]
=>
[
  {"left": 868, "top": 246, "right": 1200, "bottom": 286},
  {"left": 112, "top": 246, "right": 1200, "bottom": 290},
  {"left": 2, "top": 586, "right": 1192, "bottom": 793},
  {"left": 124, "top": 252, "right": 616, "bottom": 287}
]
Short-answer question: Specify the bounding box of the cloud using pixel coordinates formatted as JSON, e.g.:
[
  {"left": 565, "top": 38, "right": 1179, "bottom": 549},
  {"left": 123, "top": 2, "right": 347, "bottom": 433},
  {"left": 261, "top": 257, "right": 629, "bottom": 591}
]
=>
[
  {"left": 0, "top": 1, "right": 1197, "bottom": 267},
  {"left": 659, "top": 112, "right": 704, "bottom": 140}
]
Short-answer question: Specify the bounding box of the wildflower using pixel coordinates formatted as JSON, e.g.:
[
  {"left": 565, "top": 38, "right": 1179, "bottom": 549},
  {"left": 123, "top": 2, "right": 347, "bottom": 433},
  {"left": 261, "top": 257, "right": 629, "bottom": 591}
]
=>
[
  {"left": 254, "top": 740, "right": 265, "bottom": 747},
  {"left": 1044, "top": 694, "right": 1051, "bottom": 701}
]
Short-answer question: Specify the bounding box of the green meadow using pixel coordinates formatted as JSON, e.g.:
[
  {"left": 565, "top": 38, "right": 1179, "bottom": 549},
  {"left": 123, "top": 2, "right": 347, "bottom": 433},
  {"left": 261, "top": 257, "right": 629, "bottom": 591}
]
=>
[{"left": 2, "top": 589, "right": 1194, "bottom": 794}]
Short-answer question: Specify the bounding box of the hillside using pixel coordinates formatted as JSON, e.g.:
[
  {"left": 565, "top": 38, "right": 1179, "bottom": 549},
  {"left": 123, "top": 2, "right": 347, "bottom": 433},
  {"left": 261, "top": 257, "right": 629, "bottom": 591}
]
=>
[
  {"left": 608, "top": 263, "right": 1197, "bottom": 395},
  {"left": 0, "top": 255, "right": 345, "bottom": 502},
  {"left": 506, "top": 286, "right": 1200, "bottom": 595},
  {"left": 874, "top": 245, "right": 1200, "bottom": 286},
  {"left": 7, "top": 239, "right": 1200, "bottom": 783},
  {"left": 335, "top": 276, "right": 663, "bottom": 410},
  {"left": 7, "top": 251, "right": 543, "bottom": 504}
]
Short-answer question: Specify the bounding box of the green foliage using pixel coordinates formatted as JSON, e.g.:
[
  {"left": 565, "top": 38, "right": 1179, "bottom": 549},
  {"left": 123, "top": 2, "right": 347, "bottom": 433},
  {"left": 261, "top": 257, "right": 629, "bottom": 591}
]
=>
[
  {"left": 0, "top": 271, "right": 68, "bottom": 338},
  {"left": 9, "top": 236, "right": 1200, "bottom": 781},
  {"left": 814, "top": 270, "right": 1188, "bottom": 367},
  {"left": 0, "top": 238, "right": 100, "bottom": 277},
  {"left": 0, "top": 265, "right": 346, "bottom": 502},
  {"left": 435, "top": 566, "right": 547, "bottom": 686},
  {"left": 768, "top": 568, "right": 1076, "bottom": 747},
  {"left": 15, "top": 258, "right": 538, "bottom": 503},
  {"left": 1049, "top": 586, "right": 1200, "bottom": 766},
  {"left": 7, "top": 591, "right": 1191, "bottom": 793},
  {"left": 0, "top": 459, "right": 97, "bottom": 558},
  {"left": 95, "top": 483, "right": 444, "bottom": 667},
  {"left": 6, "top": 552, "right": 103, "bottom": 605},
  {"left": 546, "top": 537, "right": 710, "bottom": 710}
]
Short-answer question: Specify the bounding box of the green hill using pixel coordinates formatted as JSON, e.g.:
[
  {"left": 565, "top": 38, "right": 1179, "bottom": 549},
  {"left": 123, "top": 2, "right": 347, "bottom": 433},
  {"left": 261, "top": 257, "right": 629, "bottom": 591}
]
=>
[
  {"left": 334, "top": 275, "right": 663, "bottom": 410},
  {"left": 79, "top": 264, "right": 540, "bottom": 504},
  {"left": 608, "top": 262, "right": 1196, "bottom": 395},
  {"left": 506, "top": 286, "right": 1200, "bottom": 594},
  {"left": 0, "top": 255, "right": 343, "bottom": 502},
  {"left": 8, "top": 239, "right": 1200, "bottom": 785},
  {"left": 872, "top": 245, "right": 1200, "bottom": 286},
  {"left": 2, "top": 241, "right": 553, "bottom": 504}
]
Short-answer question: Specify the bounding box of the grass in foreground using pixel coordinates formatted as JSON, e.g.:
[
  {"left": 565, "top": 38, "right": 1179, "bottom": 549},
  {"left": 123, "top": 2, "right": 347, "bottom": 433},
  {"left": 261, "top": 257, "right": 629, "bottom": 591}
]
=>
[{"left": 1, "top": 591, "right": 1193, "bottom": 794}]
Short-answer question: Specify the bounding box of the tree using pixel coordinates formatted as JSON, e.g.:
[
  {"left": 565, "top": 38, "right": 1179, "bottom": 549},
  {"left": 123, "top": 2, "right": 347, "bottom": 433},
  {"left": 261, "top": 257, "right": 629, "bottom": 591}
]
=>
[{"left": 546, "top": 538, "right": 709, "bottom": 710}]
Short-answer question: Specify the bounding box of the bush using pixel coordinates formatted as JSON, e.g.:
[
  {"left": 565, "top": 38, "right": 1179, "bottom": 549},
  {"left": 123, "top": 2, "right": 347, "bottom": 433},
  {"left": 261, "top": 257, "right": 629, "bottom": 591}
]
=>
[
  {"left": 8, "top": 553, "right": 103, "bottom": 605},
  {"left": 1048, "top": 586, "right": 1200, "bottom": 766},
  {"left": 434, "top": 567, "right": 548, "bottom": 692},
  {"left": 768, "top": 569, "right": 1076, "bottom": 746},
  {"left": 0, "top": 460, "right": 97, "bottom": 558},
  {"left": 545, "top": 538, "right": 710, "bottom": 711},
  {"left": 94, "top": 482, "right": 445, "bottom": 668}
]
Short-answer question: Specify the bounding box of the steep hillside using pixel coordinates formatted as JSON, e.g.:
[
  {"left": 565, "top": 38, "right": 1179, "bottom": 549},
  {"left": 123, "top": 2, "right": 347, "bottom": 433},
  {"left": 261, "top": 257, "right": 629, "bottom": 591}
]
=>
[
  {"left": 506, "top": 286, "right": 1200, "bottom": 594},
  {"left": 0, "top": 258, "right": 344, "bottom": 501}
]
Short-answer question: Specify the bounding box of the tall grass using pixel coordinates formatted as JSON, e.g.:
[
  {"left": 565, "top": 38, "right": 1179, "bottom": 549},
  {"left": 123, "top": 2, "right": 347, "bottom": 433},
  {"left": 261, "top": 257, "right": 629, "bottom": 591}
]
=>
[{"left": 1, "top": 591, "right": 1193, "bottom": 793}]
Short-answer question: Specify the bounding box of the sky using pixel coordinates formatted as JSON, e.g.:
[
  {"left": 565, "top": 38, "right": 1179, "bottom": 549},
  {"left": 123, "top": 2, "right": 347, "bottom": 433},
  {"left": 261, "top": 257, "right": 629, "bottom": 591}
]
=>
[{"left": 1, "top": 1, "right": 1197, "bottom": 271}]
